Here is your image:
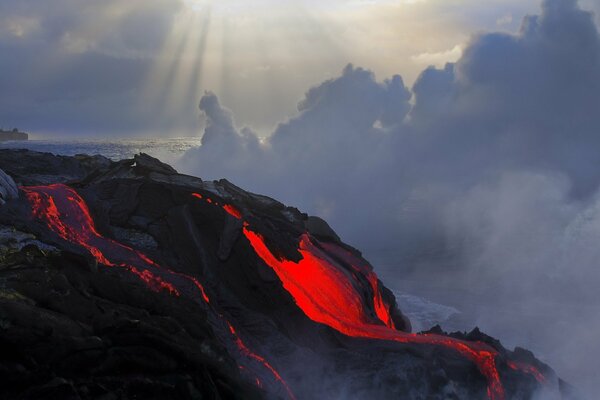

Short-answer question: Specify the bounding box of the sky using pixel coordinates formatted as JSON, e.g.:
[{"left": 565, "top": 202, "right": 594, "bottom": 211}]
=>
[
  {"left": 3, "top": 0, "right": 600, "bottom": 398},
  {"left": 1, "top": 0, "right": 598, "bottom": 136}
]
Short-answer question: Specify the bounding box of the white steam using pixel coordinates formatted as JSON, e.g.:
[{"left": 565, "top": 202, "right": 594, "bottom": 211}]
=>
[{"left": 177, "top": 0, "right": 600, "bottom": 396}]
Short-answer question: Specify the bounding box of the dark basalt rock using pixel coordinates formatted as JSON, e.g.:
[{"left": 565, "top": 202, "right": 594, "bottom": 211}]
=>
[
  {"left": 0, "top": 168, "right": 19, "bottom": 205},
  {"left": 133, "top": 153, "right": 178, "bottom": 176},
  {"left": 0, "top": 149, "right": 113, "bottom": 186},
  {"left": 0, "top": 149, "right": 574, "bottom": 400},
  {"left": 304, "top": 216, "right": 340, "bottom": 242}
]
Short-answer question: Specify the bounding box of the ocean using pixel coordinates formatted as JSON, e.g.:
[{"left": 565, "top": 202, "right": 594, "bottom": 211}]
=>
[{"left": 0, "top": 138, "right": 200, "bottom": 164}]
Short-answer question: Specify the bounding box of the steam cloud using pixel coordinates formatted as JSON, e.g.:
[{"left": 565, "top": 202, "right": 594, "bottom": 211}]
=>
[{"left": 177, "top": 0, "right": 600, "bottom": 397}]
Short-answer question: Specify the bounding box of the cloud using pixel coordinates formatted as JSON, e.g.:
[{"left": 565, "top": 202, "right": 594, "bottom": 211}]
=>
[
  {"left": 411, "top": 0, "right": 600, "bottom": 195},
  {"left": 496, "top": 14, "right": 513, "bottom": 26},
  {"left": 179, "top": 64, "right": 413, "bottom": 228},
  {"left": 178, "top": 0, "right": 600, "bottom": 396},
  {"left": 411, "top": 45, "right": 463, "bottom": 67},
  {"left": 0, "top": 0, "right": 182, "bottom": 135}
]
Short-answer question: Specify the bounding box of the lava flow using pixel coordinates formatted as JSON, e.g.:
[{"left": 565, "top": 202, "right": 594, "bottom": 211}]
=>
[
  {"left": 21, "top": 184, "right": 295, "bottom": 400},
  {"left": 242, "top": 227, "right": 546, "bottom": 400},
  {"left": 190, "top": 192, "right": 508, "bottom": 399},
  {"left": 320, "top": 241, "right": 397, "bottom": 329},
  {"left": 508, "top": 361, "right": 546, "bottom": 384},
  {"left": 191, "top": 191, "right": 546, "bottom": 400}
]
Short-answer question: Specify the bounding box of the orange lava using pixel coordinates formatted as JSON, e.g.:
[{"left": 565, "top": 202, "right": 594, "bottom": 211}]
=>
[
  {"left": 223, "top": 204, "right": 243, "bottom": 219},
  {"left": 192, "top": 190, "right": 546, "bottom": 400},
  {"left": 22, "top": 184, "right": 294, "bottom": 399},
  {"left": 320, "top": 242, "right": 396, "bottom": 329},
  {"left": 227, "top": 322, "right": 296, "bottom": 399},
  {"left": 508, "top": 361, "right": 546, "bottom": 384},
  {"left": 24, "top": 185, "right": 174, "bottom": 290},
  {"left": 192, "top": 192, "right": 242, "bottom": 220},
  {"left": 243, "top": 227, "right": 542, "bottom": 400}
]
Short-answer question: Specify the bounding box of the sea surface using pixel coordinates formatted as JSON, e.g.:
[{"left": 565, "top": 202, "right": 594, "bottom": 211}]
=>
[{"left": 0, "top": 138, "right": 200, "bottom": 164}]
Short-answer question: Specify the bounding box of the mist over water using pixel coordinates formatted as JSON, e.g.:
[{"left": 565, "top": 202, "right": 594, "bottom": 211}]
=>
[{"left": 176, "top": 1, "right": 600, "bottom": 397}]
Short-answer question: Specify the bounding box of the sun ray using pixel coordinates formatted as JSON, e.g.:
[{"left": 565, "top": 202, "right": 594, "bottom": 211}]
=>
[
  {"left": 141, "top": 12, "right": 195, "bottom": 111},
  {"left": 139, "top": 4, "right": 213, "bottom": 133},
  {"left": 179, "top": 7, "right": 212, "bottom": 116},
  {"left": 139, "top": 0, "right": 354, "bottom": 135}
]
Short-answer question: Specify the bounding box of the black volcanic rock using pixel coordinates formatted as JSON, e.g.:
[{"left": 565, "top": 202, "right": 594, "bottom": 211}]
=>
[
  {"left": 0, "top": 168, "right": 18, "bottom": 205},
  {"left": 0, "top": 149, "right": 112, "bottom": 186},
  {"left": 0, "top": 149, "right": 573, "bottom": 400}
]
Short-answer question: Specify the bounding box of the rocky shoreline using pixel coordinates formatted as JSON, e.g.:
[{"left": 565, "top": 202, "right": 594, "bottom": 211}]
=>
[{"left": 0, "top": 149, "right": 575, "bottom": 399}]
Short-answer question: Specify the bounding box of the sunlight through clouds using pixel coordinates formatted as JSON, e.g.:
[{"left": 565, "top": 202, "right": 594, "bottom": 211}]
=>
[
  {"left": 139, "top": 0, "right": 451, "bottom": 134},
  {"left": 411, "top": 44, "right": 462, "bottom": 67},
  {"left": 5, "top": 0, "right": 593, "bottom": 135}
]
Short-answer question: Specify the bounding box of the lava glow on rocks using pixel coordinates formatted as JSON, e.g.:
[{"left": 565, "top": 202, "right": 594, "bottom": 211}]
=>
[
  {"left": 244, "top": 230, "right": 545, "bottom": 400},
  {"left": 190, "top": 191, "right": 546, "bottom": 400},
  {"left": 22, "top": 184, "right": 294, "bottom": 400},
  {"left": 243, "top": 227, "right": 510, "bottom": 399}
]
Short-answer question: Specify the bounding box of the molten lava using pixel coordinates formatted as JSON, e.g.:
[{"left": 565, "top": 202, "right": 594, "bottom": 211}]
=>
[
  {"left": 187, "top": 191, "right": 547, "bottom": 399},
  {"left": 508, "top": 361, "right": 546, "bottom": 384},
  {"left": 223, "top": 204, "right": 243, "bottom": 219},
  {"left": 23, "top": 185, "right": 179, "bottom": 295},
  {"left": 320, "top": 242, "right": 397, "bottom": 329},
  {"left": 23, "top": 182, "right": 547, "bottom": 400},
  {"left": 22, "top": 184, "right": 294, "bottom": 400},
  {"left": 242, "top": 227, "right": 546, "bottom": 400}
]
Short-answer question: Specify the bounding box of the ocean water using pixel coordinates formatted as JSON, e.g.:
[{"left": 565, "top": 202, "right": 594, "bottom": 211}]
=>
[
  {"left": 0, "top": 138, "right": 200, "bottom": 164},
  {"left": 393, "top": 290, "right": 460, "bottom": 333}
]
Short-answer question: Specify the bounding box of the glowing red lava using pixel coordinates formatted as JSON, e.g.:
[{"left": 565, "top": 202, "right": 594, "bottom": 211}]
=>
[
  {"left": 320, "top": 242, "right": 396, "bottom": 329},
  {"left": 242, "top": 227, "right": 546, "bottom": 400},
  {"left": 194, "top": 192, "right": 242, "bottom": 220},
  {"left": 190, "top": 191, "right": 546, "bottom": 400},
  {"left": 508, "top": 361, "right": 546, "bottom": 384},
  {"left": 223, "top": 204, "right": 243, "bottom": 219},
  {"left": 23, "top": 185, "right": 178, "bottom": 294},
  {"left": 227, "top": 321, "right": 295, "bottom": 398},
  {"left": 22, "top": 184, "right": 294, "bottom": 400}
]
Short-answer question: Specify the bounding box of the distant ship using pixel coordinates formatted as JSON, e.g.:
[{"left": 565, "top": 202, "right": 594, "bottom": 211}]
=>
[{"left": 0, "top": 128, "right": 28, "bottom": 141}]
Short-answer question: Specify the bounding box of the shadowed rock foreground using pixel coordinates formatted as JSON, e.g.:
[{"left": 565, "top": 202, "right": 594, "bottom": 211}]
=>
[{"left": 0, "top": 149, "right": 576, "bottom": 399}]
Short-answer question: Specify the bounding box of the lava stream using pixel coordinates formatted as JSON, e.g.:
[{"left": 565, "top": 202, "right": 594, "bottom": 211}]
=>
[
  {"left": 242, "top": 227, "right": 542, "bottom": 400},
  {"left": 193, "top": 191, "right": 545, "bottom": 400},
  {"left": 22, "top": 184, "right": 295, "bottom": 400},
  {"left": 320, "top": 242, "right": 397, "bottom": 329},
  {"left": 508, "top": 361, "right": 546, "bottom": 384}
]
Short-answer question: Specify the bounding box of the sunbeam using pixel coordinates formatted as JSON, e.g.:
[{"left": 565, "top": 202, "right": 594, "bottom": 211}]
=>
[
  {"left": 139, "top": 0, "right": 362, "bottom": 135},
  {"left": 164, "top": 7, "right": 211, "bottom": 117}
]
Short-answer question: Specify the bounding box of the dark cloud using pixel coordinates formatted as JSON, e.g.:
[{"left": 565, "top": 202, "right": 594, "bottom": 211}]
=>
[
  {"left": 0, "top": 0, "right": 182, "bottom": 135},
  {"left": 178, "top": 0, "right": 600, "bottom": 396},
  {"left": 411, "top": 0, "right": 600, "bottom": 194}
]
